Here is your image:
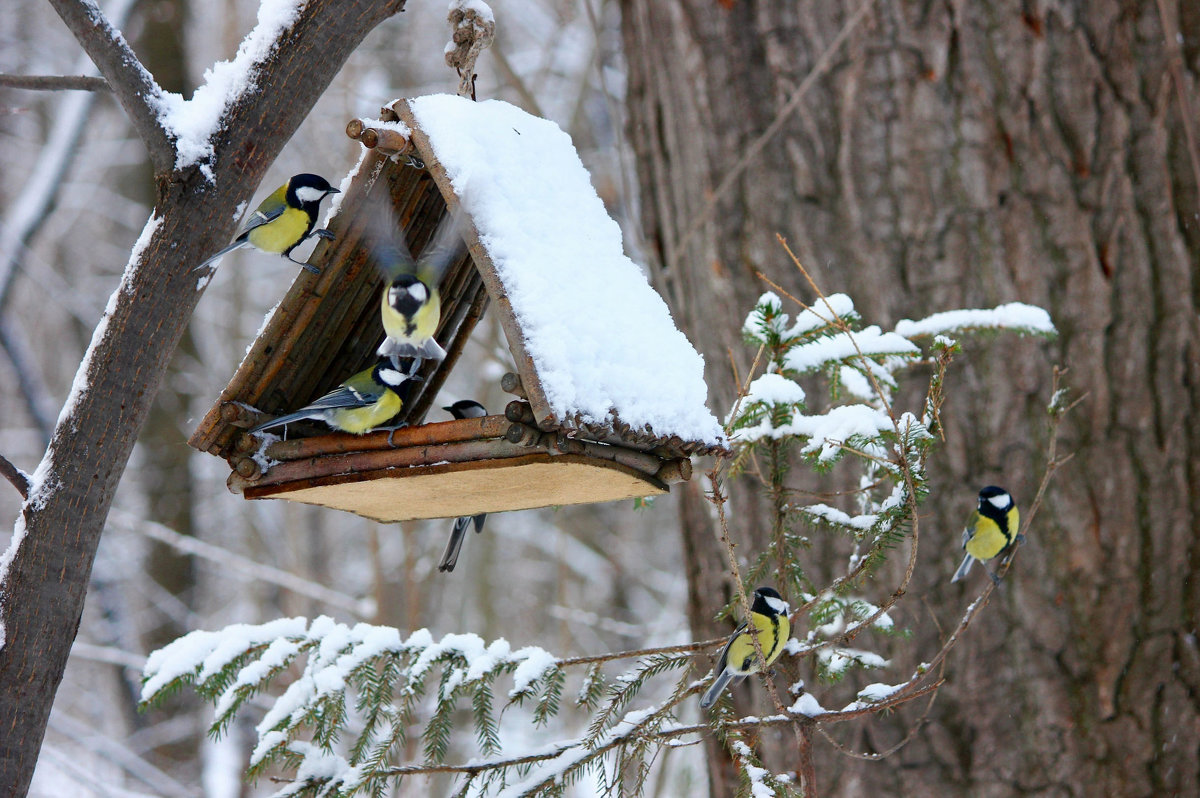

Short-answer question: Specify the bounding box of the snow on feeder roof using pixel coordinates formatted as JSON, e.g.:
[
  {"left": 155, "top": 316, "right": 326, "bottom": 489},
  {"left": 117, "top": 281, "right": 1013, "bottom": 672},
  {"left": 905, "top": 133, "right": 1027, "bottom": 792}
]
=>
[{"left": 189, "top": 96, "right": 726, "bottom": 523}]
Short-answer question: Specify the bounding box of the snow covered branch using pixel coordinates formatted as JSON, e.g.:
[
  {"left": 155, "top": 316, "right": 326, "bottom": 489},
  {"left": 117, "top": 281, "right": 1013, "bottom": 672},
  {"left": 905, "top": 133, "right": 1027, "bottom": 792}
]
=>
[{"left": 45, "top": 0, "right": 173, "bottom": 172}]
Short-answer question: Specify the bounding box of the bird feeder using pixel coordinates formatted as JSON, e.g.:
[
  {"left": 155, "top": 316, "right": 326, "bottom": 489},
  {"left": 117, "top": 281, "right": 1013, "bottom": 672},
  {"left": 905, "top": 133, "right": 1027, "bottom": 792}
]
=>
[{"left": 188, "top": 95, "right": 727, "bottom": 523}]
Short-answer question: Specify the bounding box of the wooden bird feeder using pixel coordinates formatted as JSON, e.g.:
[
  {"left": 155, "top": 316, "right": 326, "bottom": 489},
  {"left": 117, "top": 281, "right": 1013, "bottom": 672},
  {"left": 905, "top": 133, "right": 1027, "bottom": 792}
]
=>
[{"left": 189, "top": 96, "right": 727, "bottom": 523}]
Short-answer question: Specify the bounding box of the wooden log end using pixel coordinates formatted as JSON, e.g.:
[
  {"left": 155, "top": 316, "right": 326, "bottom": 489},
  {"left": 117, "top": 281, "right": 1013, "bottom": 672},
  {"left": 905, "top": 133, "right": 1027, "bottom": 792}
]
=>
[
  {"left": 656, "top": 458, "right": 692, "bottom": 485},
  {"left": 234, "top": 433, "right": 260, "bottom": 454},
  {"left": 233, "top": 456, "right": 263, "bottom": 480},
  {"left": 500, "top": 371, "right": 527, "bottom": 398},
  {"left": 504, "top": 400, "right": 535, "bottom": 424},
  {"left": 346, "top": 118, "right": 365, "bottom": 140},
  {"left": 505, "top": 422, "right": 542, "bottom": 447},
  {"left": 220, "top": 402, "right": 262, "bottom": 429}
]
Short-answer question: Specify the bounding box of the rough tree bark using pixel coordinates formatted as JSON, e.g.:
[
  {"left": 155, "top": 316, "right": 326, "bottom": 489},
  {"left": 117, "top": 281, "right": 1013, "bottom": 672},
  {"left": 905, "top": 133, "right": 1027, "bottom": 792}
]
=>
[
  {"left": 621, "top": 1, "right": 1199, "bottom": 796},
  {"left": 0, "top": 1, "right": 406, "bottom": 794}
]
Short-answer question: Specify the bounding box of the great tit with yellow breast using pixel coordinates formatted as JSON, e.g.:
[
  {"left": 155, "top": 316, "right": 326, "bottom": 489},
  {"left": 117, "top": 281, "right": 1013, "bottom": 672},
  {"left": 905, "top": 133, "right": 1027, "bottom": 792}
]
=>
[
  {"left": 375, "top": 209, "right": 467, "bottom": 367},
  {"left": 700, "top": 586, "right": 791, "bottom": 708},
  {"left": 951, "top": 485, "right": 1021, "bottom": 584},
  {"left": 249, "top": 359, "right": 419, "bottom": 437},
  {"left": 437, "top": 399, "right": 488, "bottom": 573},
  {"left": 196, "top": 173, "right": 340, "bottom": 274}
]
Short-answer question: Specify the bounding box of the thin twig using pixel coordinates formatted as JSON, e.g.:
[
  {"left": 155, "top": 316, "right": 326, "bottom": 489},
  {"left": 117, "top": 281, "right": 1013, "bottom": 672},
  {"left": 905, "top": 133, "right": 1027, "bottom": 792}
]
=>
[
  {"left": 0, "top": 74, "right": 110, "bottom": 91},
  {"left": 361, "top": 679, "right": 941, "bottom": 782},
  {"left": 0, "top": 454, "right": 30, "bottom": 499},
  {"left": 557, "top": 637, "right": 727, "bottom": 669}
]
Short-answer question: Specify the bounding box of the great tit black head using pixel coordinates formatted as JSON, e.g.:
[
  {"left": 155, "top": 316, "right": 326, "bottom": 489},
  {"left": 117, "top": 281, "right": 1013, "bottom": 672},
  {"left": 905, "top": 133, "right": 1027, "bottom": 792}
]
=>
[
  {"left": 974, "top": 484, "right": 1012, "bottom": 516},
  {"left": 443, "top": 399, "right": 488, "bottom": 419},
  {"left": 387, "top": 274, "right": 432, "bottom": 320},
  {"left": 286, "top": 173, "right": 340, "bottom": 211},
  {"left": 750, "top": 586, "right": 789, "bottom": 617}
]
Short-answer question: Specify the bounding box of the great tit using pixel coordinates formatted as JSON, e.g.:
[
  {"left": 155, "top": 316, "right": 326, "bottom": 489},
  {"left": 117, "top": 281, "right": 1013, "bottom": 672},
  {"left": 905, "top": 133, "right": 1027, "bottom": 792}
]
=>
[
  {"left": 375, "top": 209, "right": 467, "bottom": 366},
  {"left": 700, "top": 586, "right": 791, "bottom": 708},
  {"left": 249, "top": 359, "right": 418, "bottom": 437},
  {"left": 951, "top": 485, "right": 1021, "bottom": 584},
  {"left": 437, "top": 400, "right": 488, "bottom": 572},
  {"left": 196, "top": 173, "right": 340, "bottom": 274}
]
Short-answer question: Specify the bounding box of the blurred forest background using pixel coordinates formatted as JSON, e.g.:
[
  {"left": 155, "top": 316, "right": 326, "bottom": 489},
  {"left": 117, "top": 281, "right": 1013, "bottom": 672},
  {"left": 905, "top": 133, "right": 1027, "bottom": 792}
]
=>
[{"left": 1, "top": 1, "right": 1198, "bottom": 797}]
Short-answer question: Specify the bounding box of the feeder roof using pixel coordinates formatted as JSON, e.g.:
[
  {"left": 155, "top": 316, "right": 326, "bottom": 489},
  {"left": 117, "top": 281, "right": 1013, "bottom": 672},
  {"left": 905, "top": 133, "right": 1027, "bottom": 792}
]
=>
[
  {"left": 189, "top": 95, "right": 726, "bottom": 472},
  {"left": 405, "top": 94, "right": 724, "bottom": 448}
]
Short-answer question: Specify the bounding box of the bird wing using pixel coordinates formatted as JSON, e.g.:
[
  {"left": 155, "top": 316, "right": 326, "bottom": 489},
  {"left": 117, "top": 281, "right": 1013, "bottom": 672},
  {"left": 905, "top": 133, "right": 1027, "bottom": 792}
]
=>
[
  {"left": 713, "top": 620, "right": 749, "bottom": 675},
  {"left": 415, "top": 208, "right": 468, "bottom": 284},
  {"left": 961, "top": 510, "right": 980, "bottom": 548},
  {"left": 301, "top": 381, "right": 385, "bottom": 411},
  {"left": 236, "top": 203, "right": 286, "bottom": 238}
]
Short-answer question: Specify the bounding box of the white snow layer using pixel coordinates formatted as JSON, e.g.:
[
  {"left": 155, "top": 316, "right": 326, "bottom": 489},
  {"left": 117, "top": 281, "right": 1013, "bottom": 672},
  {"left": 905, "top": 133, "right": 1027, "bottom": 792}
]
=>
[
  {"left": 893, "top": 302, "right": 1056, "bottom": 338},
  {"left": 407, "top": 94, "right": 723, "bottom": 445},
  {"left": 448, "top": 0, "right": 495, "bottom": 24},
  {"left": 153, "top": 0, "right": 304, "bottom": 175}
]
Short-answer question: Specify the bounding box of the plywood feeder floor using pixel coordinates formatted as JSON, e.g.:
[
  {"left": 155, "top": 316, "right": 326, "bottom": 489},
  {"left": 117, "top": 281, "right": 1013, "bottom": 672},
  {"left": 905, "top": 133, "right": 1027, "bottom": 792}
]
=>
[{"left": 242, "top": 453, "right": 667, "bottom": 524}]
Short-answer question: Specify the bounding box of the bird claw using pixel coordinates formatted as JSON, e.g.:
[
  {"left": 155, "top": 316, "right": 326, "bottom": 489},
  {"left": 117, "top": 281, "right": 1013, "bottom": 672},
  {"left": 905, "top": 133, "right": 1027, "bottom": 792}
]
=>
[
  {"left": 383, "top": 423, "right": 409, "bottom": 447},
  {"left": 313, "top": 228, "right": 336, "bottom": 241},
  {"left": 285, "top": 253, "right": 321, "bottom": 274}
]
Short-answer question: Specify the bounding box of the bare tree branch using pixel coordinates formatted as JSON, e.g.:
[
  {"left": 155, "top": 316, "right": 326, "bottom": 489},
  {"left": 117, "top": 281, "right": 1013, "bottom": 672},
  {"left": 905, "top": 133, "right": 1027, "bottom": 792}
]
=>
[
  {"left": 0, "top": 74, "right": 110, "bottom": 92},
  {"left": 0, "top": 2, "right": 408, "bottom": 793},
  {"left": 44, "top": 0, "right": 173, "bottom": 173},
  {"left": 0, "top": 318, "right": 56, "bottom": 446},
  {"left": 0, "top": 454, "right": 30, "bottom": 500}
]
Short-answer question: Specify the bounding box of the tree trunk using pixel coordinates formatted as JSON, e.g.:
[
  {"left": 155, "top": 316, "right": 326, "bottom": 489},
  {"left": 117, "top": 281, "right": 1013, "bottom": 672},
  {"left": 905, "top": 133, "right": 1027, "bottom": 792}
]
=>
[
  {"left": 0, "top": 2, "right": 405, "bottom": 794},
  {"left": 621, "top": 1, "right": 1200, "bottom": 795}
]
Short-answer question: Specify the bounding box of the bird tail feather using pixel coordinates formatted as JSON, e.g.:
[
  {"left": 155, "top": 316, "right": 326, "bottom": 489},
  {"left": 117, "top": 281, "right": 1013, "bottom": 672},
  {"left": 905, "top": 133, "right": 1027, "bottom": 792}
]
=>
[
  {"left": 377, "top": 337, "right": 447, "bottom": 362},
  {"left": 438, "top": 516, "right": 473, "bottom": 572},
  {"left": 194, "top": 240, "right": 247, "bottom": 271},
  {"left": 250, "top": 409, "right": 322, "bottom": 434},
  {"left": 700, "top": 669, "right": 736, "bottom": 708},
  {"left": 951, "top": 553, "right": 975, "bottom": 583}
]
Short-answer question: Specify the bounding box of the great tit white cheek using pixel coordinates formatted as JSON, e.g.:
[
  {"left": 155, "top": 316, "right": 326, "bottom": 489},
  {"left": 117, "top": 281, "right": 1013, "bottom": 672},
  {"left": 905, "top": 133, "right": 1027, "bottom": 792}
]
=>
[
  {"left": 295, "top": 186, "right": 328, "bottom": 204},
  {"left": 764, "top": 595, "right": 789, "bottom": 615}
]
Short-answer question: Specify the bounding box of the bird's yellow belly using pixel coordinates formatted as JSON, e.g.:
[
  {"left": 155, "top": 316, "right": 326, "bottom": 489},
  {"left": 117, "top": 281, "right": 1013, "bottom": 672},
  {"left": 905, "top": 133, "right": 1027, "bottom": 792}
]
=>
[
  {"left": 382, "top": 290, "right": 441, "bottom": 342},
  {"left": 965, "top": 520, "right": 1008, "bottom": 562},
  {"left": 328, "top": 391, "right": 401, "bottom": 434},
  {"left": 247, "top": 208, "right": 311, "bottom": 255}
]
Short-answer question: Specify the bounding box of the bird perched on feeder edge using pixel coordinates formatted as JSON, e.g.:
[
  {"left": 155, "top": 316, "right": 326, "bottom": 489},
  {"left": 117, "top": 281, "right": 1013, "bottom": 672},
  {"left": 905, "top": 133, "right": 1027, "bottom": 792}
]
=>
[
  {"left": 951, "top": 485, "right": 1022, "bottom": 584},
  {"left": 249, "top": 359, "right": 419, "bottom": 439},
  {"left": 195, "top": 173, "right": 340, "bottom": 274},
  {"left": 700, "top": 586, "right": 791, "bottom": 709},
  {"left": 437, "top": 399, "right": 488, "bottom": 573},
  {"left": 374, "top": 208, "right": 468, "bottom": 371}
]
